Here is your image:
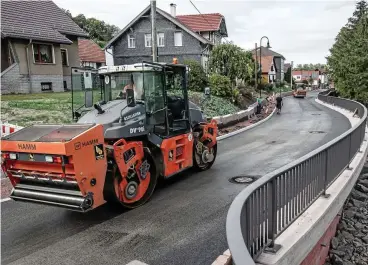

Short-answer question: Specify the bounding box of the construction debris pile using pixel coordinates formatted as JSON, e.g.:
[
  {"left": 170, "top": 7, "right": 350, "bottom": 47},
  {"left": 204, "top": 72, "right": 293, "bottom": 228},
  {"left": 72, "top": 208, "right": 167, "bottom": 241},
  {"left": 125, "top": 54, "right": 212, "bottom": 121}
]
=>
[{"left": 218, "top": 98, "right": 276, "bottom": 136}]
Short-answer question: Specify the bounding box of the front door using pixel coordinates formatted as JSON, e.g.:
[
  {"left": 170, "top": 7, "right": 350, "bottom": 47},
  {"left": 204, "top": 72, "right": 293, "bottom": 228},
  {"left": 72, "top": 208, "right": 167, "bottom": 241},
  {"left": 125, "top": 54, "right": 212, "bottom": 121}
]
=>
[{"left": 143, "top": 64, "right": 192, "bottom": 177}]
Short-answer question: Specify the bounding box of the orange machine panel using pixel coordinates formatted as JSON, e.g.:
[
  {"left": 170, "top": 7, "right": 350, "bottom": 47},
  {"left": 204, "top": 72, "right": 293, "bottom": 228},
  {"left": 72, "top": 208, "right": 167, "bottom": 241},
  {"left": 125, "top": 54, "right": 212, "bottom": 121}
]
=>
[
  {"left": 112, "top": 139, "right": 151, "bottom": 203},
  {"left": 200, "top": 119, "right": 218, "bottom": 148},
  {"left": 1, "top": 124, "right": 108, "bottom": 209},
  {"left": 161, "top": 133, "right": 193, "bottom": 177},
  {"left": 2, "top": 140, "right": 67, "bottom": 154},
  {"left": 63, "top": 125, "right": 107, "bottom": 208}
]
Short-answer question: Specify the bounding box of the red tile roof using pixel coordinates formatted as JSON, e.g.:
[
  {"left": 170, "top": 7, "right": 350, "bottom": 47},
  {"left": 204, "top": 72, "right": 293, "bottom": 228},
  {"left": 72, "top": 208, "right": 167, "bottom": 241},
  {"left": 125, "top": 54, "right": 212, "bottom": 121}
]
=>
[
  {"left": 292, "top": 70, "right": 319, "bottom": 76},
  {"left": 78, "top": 39, "right": 105, "bottom": 63},
  {"left": 176, "top": 13, "right": 223, "bottom": 32}
]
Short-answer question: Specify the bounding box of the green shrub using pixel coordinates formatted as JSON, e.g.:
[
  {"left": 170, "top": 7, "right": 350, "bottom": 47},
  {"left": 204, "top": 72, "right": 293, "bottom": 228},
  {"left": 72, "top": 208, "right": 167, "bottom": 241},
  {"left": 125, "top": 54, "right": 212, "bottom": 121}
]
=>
[
  {"left": 184, "top": 59, "right": 208, "bottom": 92},
  {"left": 266, "top": 83, "right": 274, "bottom": 91},
  {"left": 209, "top": 74, "right": 232, "bottom": 98}
]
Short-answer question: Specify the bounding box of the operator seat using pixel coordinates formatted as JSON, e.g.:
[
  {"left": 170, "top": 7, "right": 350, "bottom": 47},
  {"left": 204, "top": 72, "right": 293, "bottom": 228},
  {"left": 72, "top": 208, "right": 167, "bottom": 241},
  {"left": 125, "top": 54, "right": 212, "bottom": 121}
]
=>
[
  {"left": 167, "top": 96, "right": 185, "bottom": 119},
  {"left": 167, "top": 96, "right": 187, "bottom": 134}
]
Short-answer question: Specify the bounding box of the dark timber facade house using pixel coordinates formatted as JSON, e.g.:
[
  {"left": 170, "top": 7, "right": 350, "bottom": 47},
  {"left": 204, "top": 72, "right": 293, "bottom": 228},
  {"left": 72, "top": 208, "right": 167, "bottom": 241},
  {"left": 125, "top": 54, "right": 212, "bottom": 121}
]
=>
[
  {"left": 1, "top": 0, "right": 88, "bottom": 94},
  {"left": 104, "top": 4, "right": 228, "bottom": 71}
]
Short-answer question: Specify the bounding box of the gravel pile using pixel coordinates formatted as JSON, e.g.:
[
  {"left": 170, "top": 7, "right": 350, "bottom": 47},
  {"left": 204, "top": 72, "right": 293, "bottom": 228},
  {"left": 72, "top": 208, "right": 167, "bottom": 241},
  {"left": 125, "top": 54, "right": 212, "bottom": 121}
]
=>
[{"left": 325, "top": 170, "right": 368, "bottom": 265}]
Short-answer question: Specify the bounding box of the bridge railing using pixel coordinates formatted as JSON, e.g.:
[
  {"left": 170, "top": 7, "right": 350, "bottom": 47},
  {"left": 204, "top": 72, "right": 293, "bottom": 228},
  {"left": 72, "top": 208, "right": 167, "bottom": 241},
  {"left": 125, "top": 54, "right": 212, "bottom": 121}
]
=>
[{"left": 226, "top": 91, "right": 367, "bottom": 264}]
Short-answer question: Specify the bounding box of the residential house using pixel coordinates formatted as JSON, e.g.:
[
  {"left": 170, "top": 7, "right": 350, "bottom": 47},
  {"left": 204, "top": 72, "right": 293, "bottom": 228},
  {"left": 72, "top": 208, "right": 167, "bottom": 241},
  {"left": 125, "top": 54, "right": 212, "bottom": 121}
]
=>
[
  {"left": 292, "top": 69, "right": 327, "bottom": 85},
  {"left": 104, "top": 3, "right": 228, "bottom": 70},
  {"left": 1, "top": 0, "right": 88, "bottom": 94},
  {"left": 78, "top": 39, "right": 106, "bottom": 69},
  {"left": 252, "top": 48, "right": 286, "bottom": 84}
]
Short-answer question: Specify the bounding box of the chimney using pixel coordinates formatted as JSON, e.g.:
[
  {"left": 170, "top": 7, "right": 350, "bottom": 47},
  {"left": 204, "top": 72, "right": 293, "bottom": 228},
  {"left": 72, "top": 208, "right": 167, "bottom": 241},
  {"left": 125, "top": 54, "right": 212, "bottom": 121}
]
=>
[{"left": 170, "top": 3, "right": 176, "bottom": 17}]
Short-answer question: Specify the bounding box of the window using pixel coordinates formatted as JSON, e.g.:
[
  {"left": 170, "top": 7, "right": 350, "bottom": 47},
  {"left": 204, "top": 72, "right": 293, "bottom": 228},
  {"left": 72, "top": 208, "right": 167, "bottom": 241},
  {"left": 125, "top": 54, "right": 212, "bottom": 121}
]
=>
[
  {"left": 33, "top": 43, "right": 54, "bottom": 63},
  {"left": 63, "top": 81, "right": 67, "bottom": 90},
  {"left": 41, "top": 82, "right": 52, "bottom": 91},
  {"left": 128, "top": 34, "right": 135, "bottom": 48},
  {"left": 61, "top": 49, "right": 68, "bottom": 66},
  {"left": 157, "top": 32, "right": 165, "bottom": 47},
  {"left": 271, "top": 65, "right": 274, "bottom": 71},
  {"left": 174, "top": 31, "right": 183, "bottom": 46},
  {"left": 145, "top": 33, "right": 152, "bottom": 47}
]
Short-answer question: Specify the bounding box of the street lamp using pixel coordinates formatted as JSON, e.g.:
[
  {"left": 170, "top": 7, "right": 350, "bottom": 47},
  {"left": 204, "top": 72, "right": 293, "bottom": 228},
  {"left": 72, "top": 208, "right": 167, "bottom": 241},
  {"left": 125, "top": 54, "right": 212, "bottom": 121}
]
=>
[{"left": 258, "top": 36, "right": 271, "bottom": 98}]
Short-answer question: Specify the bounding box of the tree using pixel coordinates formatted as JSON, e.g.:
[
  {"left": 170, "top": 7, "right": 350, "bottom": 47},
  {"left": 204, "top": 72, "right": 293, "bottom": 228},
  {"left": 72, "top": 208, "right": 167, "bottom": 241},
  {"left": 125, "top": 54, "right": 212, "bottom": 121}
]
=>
[
  {"left": 326, "top": 0, "right": 368, "bottom": 101},
  {"left": 62, "top": 9, "right": 120, "bottom": 48},
  {"left": 208, "top": 43, "right": 254, "bottom": 86},
  {"left": 184, "top": 59, "right": 208, "bottom": 92},
  {"left": 209, "top": 74, "right": 232, "bottom": 98},
  {"left": 284, "top": 66, "right": 292, "bottom": 83},
  {"left": 293, "top": 63, "right": 327, "bottom": 70}
]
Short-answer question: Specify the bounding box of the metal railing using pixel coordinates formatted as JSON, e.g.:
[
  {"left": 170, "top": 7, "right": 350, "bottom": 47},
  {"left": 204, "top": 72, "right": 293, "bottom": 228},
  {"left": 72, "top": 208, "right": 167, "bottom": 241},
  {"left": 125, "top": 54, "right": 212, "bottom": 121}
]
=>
[{"left": 226, "top": 91, "right": 367, "bottom": 264}]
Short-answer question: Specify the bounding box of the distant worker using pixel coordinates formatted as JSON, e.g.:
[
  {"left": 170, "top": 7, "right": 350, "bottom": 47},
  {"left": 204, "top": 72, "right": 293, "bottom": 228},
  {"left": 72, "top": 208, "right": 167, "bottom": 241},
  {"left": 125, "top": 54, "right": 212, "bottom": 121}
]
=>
[{"left": 276, "top": 95, "right": 283, "bottom": 114}]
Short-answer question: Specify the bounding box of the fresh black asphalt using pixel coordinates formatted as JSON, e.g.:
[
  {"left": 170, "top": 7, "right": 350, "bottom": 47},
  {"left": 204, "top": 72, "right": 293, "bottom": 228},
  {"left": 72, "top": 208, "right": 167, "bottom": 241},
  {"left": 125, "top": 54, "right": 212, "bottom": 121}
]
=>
[{"left": 1, "top": 92, "right": 351, "bottom": 265}]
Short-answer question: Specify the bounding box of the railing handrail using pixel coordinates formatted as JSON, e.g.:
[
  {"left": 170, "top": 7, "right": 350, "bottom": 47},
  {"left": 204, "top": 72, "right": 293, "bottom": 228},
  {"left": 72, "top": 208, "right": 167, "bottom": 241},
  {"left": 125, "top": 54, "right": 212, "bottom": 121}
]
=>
[{"left": 226, "top": 91, "right": 367, "bottom": 264}]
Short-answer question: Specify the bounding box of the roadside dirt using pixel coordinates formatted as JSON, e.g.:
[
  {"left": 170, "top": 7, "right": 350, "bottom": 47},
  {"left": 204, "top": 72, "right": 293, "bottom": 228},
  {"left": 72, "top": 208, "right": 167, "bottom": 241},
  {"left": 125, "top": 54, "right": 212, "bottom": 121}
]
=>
[
  {"left": 1, "top": 175, "right": 12, "bottom": 199},
  {"left": 218, "top": 98, "right": 276, "bottom": 136}
]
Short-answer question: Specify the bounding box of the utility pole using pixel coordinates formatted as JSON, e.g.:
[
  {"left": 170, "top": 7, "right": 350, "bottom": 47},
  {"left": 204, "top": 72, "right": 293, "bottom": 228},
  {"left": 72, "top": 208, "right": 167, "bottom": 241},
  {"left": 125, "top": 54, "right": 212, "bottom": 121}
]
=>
[
  {"left": 290, "top": 61, "right": 293, "bottom": 89},
  {"left": 259, "top": 44, "right": 262, "bottom": 99},
  {"left": 254, "top": 43, "right": 258, "bottom": 91},
  {"left": 151, "top": 0, "right": 158, "bottom": 62}
]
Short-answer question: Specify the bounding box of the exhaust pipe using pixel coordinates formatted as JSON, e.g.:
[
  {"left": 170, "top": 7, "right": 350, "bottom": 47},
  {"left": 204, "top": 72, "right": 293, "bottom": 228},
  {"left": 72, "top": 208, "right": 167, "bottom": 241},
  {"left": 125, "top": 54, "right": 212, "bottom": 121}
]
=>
[{"left": 10, "top": 184, "right": 93, "bottom": 212}]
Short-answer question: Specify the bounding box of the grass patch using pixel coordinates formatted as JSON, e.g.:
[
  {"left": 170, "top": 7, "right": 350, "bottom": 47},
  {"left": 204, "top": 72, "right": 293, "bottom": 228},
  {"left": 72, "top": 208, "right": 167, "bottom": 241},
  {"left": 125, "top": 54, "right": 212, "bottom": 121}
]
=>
[{"left": 1, "top": 91, "right": 239, "bottom": 126}]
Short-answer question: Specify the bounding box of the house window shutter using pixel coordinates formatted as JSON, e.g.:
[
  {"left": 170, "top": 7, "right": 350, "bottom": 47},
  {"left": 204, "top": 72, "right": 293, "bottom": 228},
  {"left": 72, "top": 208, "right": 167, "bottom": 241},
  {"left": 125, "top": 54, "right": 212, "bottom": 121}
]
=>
[{"left": 174, "top": 31, "right": 182, "bottom": 47}]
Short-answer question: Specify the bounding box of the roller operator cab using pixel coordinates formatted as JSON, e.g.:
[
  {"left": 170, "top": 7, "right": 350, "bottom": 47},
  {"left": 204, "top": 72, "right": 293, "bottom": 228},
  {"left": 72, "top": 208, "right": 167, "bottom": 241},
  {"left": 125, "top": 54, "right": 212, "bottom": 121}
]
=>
[{"left": 1, "top": 62, "right": 218, "bottom": 212}]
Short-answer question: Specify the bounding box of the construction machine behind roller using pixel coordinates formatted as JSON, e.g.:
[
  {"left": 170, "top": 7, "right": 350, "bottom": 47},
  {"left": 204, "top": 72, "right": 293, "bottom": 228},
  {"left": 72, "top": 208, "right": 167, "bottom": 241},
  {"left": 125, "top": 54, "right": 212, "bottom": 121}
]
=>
[{"left": 1, "top": 62, "right": 218, "bottom": 212}]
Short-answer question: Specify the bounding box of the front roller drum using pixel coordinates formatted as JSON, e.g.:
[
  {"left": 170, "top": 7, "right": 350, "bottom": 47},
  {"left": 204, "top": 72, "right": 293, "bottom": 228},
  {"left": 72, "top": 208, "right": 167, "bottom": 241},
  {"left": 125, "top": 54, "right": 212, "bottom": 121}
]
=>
[{"left": 105, "top": 154, "right": 158, "bottom": 209}]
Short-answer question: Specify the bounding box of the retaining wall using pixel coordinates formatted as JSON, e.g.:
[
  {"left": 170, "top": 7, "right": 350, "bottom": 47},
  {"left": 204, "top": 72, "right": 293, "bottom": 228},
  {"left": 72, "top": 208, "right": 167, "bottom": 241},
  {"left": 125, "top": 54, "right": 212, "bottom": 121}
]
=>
[{"left": 214, "top": 91, "right": 293, "bottom": 129}]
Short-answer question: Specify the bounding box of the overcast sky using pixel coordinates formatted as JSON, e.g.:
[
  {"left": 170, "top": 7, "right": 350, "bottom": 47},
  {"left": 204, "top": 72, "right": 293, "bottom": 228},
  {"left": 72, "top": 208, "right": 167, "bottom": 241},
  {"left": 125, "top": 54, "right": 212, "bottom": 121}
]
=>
[{"left": 54, "top": 0, "right": 357, "bottom": 65}]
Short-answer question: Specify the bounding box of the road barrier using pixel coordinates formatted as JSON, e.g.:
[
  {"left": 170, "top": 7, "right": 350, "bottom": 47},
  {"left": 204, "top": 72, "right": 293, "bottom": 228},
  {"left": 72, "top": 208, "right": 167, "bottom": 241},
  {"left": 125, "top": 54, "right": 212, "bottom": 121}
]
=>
[
  {"left": 1, "top": 123, "right": 23, "bottom": 137},
  {"left": 226, "top": 91, "right": 367, "bottom": 264}
]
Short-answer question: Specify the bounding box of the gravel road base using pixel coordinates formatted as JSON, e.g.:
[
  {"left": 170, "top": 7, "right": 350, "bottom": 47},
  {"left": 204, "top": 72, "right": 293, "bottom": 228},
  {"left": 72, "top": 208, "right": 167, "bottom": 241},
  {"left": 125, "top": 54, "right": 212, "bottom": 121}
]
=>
[{"left": 325, "top": 159, "right": 368, "bottom": 265}]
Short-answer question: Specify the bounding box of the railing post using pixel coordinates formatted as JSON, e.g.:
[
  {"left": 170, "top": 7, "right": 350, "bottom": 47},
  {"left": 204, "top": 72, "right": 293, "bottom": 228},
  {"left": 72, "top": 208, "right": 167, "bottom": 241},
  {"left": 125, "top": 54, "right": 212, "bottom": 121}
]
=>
[
  {"left": 359, "top": 123, "right": 364, "bottom": 153},
  {"left": 323, "top": 149, "right": 331, "bottom": 198},
  {"left": 265, "top": 178, "right": 281, "bottom": 253},
  {"left": 347, "top": 134, "right": 352, "bottom": 170}
]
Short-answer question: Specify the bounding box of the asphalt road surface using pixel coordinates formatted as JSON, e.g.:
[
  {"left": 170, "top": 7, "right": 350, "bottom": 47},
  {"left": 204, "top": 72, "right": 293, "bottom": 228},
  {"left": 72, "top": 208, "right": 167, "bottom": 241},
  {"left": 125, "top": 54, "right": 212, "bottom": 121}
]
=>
[{"left": 1, "top": 92, "right": 351, "bottom": 265}]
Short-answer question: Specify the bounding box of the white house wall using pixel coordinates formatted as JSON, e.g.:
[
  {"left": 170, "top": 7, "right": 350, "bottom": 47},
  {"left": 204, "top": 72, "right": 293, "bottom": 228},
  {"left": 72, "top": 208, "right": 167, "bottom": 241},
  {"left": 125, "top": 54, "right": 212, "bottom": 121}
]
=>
[{"left": 105, "top": 48, "right": 114, "bottom": 66}]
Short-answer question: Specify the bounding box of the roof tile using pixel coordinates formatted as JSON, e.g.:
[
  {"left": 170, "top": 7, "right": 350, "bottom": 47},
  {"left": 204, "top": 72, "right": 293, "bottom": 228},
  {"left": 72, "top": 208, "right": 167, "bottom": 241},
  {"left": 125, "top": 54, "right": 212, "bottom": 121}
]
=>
[
  {"left": 176, "top": 13, "right": 223, "bottom": 32},
  {"left": 78, "top": 39, "right": 105, "bottom": 63},
  {"left": 1, "top": 0, "right": 88, "bottom": 44}
]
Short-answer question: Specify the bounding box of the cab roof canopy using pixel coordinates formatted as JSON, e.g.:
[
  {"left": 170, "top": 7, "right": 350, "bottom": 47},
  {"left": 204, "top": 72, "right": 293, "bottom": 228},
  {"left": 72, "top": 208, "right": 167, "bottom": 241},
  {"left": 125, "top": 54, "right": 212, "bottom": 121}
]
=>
[{"left": 98, "top": 62, "right": 187, "bottom": 74}]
